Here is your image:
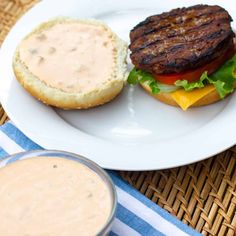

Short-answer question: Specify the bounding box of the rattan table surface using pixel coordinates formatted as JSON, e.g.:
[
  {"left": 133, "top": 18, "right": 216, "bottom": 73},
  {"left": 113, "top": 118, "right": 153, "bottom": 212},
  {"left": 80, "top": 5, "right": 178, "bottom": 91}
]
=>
[{"left": 0, "top": 1, "right": 235, "bottom": 235}]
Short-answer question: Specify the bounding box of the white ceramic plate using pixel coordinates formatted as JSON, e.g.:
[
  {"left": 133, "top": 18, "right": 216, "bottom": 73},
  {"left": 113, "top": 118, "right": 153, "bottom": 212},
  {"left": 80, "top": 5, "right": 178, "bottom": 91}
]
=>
[{"left": 0, "top": 0, "right": 236, "bottom": 170}]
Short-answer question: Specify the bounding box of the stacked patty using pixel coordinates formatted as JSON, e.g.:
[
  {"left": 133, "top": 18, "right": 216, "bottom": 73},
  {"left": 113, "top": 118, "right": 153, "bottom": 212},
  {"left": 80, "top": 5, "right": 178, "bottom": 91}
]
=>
[{"left": 129, "top": 5, "right": 235, "bottom": 74}]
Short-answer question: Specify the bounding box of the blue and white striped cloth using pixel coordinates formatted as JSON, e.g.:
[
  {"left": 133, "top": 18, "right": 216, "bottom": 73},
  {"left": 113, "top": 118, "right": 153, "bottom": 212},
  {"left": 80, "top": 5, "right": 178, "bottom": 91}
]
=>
[{"left": 0, "top": 122, "right": 201, "bottom": 236}]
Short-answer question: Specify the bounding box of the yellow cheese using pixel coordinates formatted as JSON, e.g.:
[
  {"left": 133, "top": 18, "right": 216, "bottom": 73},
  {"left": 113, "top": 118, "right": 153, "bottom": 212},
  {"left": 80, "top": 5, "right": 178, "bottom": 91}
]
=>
[{"left": 171, "top": 85, "right": 216, "bottom": 111}]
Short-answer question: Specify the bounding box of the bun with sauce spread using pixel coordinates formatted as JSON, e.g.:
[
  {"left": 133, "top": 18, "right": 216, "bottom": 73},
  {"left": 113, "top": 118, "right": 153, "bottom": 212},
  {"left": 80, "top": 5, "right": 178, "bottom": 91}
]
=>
[
  {"left": 13, "top": 17, "right": 127, "bottom": 109},
  {"left": 128, "top": 5, "right": 236, "bottom": 110}
]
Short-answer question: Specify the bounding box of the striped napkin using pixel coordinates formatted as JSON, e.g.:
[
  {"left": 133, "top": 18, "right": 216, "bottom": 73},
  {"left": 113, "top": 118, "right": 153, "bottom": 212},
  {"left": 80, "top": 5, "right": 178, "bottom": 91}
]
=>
[{"left": 0, "top": 122, "right": 201, "bottom": 236}]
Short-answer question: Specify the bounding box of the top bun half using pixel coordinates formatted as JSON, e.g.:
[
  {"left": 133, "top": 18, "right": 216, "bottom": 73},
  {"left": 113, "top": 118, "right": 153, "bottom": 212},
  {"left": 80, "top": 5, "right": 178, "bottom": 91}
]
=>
[{"left": 13, "top": 17, "right": 128, "bottom": 109}]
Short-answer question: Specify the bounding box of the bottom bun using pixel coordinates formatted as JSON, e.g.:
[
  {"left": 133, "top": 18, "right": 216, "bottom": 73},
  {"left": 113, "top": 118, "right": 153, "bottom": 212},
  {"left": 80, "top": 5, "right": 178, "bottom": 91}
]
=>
[{"left": 140, "top": 82, "right": 227, "bottom": 108}]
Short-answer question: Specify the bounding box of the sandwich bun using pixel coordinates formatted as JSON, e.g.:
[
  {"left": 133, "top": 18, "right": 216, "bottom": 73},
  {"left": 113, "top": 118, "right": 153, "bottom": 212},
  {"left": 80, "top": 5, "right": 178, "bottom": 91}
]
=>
[{"left": 13, "top": 17, "right": 128, "bottom": 109}]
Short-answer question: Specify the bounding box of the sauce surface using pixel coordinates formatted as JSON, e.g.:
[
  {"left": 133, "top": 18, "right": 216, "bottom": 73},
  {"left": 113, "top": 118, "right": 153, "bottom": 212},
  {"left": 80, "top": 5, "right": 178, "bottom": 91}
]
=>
[
  {"left": 19, "top": 22, "right": 115, "bottom": 93},
  {"left": 0, "top": 157, "right": 112, "bottom": 236}
]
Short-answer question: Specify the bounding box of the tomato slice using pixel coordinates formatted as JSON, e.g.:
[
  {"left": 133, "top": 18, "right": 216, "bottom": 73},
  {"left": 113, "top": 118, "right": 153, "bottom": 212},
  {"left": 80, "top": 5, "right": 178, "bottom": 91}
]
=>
[{"left": 154, "top": 46, "right": 235, "bottom": 85}]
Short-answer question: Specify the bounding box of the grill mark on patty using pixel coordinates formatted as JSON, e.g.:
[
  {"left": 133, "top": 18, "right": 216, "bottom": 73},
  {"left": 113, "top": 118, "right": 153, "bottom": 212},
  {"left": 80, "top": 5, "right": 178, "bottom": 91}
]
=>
[
  {"left": 142, "top": 24, "right": 172, "bottom": 37},
  {"left": 130, "top": 20, "right": 231, "bottom": 56},
  {"left": 130, "top": 19, "right": 229, "bottom": 53},
  {"left": 132, "top": 16, "right": 229, "bottom": 46},
  {"left": 132, "top": 8, "right": 225, "bottom": 40},
  {"left": 130, "top": 32, "right": 234, "bottom": 73},
  {"left": 131, "top": 10, "right": 180, "bottom": 32},
  {"left": 130, "top": 11, "right": 230, "bottom": 51},
  {"left": 129, "top": 4, "right": 235, "bottom": 74},
  {"left": 132, "top": 36, "right": 234, "bottom": 74},
  {"left": 130, "top": 5, "right": 228, "bottom": 41}
]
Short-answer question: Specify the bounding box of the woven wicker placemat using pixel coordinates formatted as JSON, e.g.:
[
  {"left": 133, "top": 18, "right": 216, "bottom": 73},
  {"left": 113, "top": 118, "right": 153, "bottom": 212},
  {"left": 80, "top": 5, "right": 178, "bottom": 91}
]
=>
[{"left": 0, "top": 1, "right": 235, "bottom": 235}]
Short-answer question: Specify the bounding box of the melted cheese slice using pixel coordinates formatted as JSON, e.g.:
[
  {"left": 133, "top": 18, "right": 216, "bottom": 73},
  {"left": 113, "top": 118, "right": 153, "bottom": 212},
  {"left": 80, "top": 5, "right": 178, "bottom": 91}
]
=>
[{"left": 171, "top": 85, "right": 216, "bottom": 111}]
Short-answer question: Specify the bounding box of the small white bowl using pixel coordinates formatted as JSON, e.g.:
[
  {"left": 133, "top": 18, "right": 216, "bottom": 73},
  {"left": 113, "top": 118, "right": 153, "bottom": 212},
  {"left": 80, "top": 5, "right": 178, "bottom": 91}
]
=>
[{"left": 0, "top": 150, "right": 117, "bottom": 235}]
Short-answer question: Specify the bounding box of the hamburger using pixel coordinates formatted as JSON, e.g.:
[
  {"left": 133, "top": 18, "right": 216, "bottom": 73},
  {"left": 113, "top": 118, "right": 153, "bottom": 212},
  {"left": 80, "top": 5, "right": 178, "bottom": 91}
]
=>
[{"left": 128, "top": 5, "right": 236, "bottom": 110}]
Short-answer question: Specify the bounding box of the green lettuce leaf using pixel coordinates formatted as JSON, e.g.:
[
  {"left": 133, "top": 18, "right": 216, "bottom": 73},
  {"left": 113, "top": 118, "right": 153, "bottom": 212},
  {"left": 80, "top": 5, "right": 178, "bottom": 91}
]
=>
[
  {"left": 127, "top": 68, "right": 178, "bottom": 94},
  {"left": 174, "top": 72, "right": 207, "bottom": 91},
  {"left": 127, "top": 54, "right": 236, "bottom": 98},
  {"left": 210, "top": 54, "right": 236, "bottom": 98},
  {"left": 175, "top": 54, "right": 236, "bottom": 98}
]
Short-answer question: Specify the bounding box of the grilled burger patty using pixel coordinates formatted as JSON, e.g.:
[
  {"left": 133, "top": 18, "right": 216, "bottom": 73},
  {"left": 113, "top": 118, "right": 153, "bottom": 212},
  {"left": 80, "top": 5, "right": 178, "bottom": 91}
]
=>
[{"left": 129, "top": 5, "right": 235, "bottom": 74}]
